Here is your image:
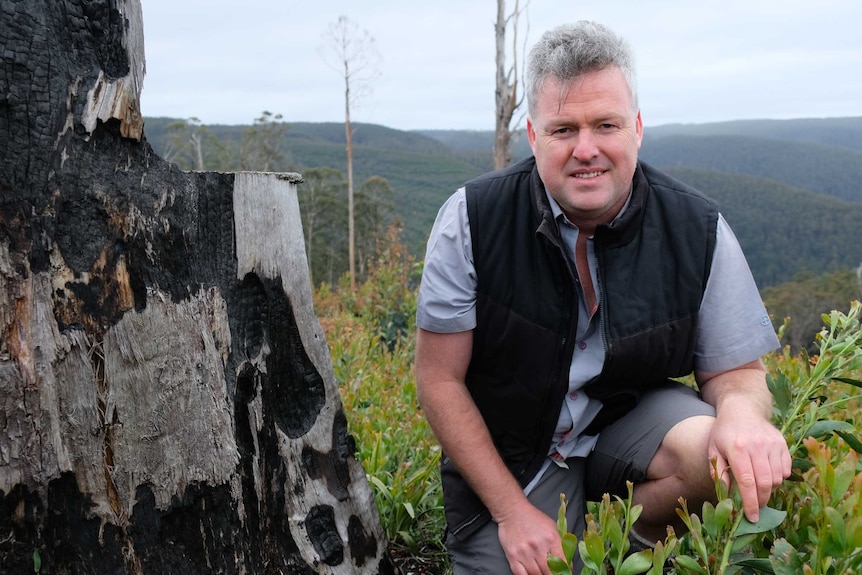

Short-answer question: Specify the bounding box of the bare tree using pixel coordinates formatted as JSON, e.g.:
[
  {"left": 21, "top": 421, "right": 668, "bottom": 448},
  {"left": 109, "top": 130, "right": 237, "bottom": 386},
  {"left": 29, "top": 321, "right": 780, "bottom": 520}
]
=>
[
  {"left": 239, "top": 110, "right": 288, "bottom": 172},
  {"left": 321, "top": 16, "right": 381, "bottom": 291},
  {"left": 494, "top": 0, "right": 529, "bottom": 170},
  {"left": 164, "top": 117, "right": 230, "bottom": 171}
]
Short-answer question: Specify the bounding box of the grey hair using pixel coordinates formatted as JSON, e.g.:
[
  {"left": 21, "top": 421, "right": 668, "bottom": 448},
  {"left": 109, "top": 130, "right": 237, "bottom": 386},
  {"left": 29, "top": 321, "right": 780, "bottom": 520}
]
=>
[{"left": 526, "top": 21, "right": 638, "bottom": 116}]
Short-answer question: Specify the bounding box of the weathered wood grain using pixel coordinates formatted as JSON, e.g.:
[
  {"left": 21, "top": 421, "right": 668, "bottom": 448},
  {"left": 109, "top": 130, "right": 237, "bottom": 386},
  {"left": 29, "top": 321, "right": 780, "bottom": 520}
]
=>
[{"left": 0, "top": 0, "right": 395, "bottom": 572}]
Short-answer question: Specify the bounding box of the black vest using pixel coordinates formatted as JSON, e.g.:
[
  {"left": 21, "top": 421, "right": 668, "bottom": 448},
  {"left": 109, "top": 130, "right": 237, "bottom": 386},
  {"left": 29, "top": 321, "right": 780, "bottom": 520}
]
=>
[{"left": 443, "top": 156, "right": 718, "bottom": 540}]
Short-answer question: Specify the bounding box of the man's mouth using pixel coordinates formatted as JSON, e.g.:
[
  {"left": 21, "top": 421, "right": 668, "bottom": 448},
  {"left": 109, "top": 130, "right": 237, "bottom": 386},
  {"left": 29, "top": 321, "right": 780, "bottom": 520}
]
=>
[{"left": 572, "top": 170, "right": 605, "bottom": 179}]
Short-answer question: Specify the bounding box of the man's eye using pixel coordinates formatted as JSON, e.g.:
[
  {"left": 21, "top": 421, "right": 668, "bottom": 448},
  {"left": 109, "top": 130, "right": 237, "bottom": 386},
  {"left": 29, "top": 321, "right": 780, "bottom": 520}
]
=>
[{"left": 554, "top": 127, "right": 570, "bottom": 134}]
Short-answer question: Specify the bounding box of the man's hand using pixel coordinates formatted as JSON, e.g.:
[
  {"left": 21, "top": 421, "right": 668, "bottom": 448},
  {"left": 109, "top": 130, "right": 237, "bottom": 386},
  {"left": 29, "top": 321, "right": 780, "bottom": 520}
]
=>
[
  {"left": 416, "top": 328, "right": 565, "bottom": 573},
  {"left": 698, "top": 359, "right": 792, "bottom": 522},
  {"left": 496, "top": 500, "right": 564, "bottom": 575},
  {"left": 707, "top": 401, "right": 791, "bottom": 522}
]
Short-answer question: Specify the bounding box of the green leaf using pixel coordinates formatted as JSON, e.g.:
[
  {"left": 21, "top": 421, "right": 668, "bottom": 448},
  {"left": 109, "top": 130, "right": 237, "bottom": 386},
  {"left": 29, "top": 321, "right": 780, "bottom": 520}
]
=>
[
  {"left": 547, "top": 554, "right": 572, "bottom": 575},
  {"left": 578, "top": 540, "right": 600, "bottom": 572},
  {"left": 561, "top": 533, "right": 578, "bottom": 564},
  {"left": 807, "top": 419, "right": 855, "bottom": 439},
  {"left": 403, "top": 501, "right": 415, "bottom": 519},
  {"left": 730, "top": 555, "right": 774, "bottom": 572},
  {"left": 735, "top": 506, "right": 786, "bottom": 535},
  {"left": 714, "top": 498, "right": 734, "bottom": 532},
  {"left": 557, "top": 493, "right": 568, "bottom": 536},
  {"left": 368, "top": 475, "right": 389, "bottom": 495},
  {"left": 767, "top": 372, "right": 793, "bottom": 414},
  {"left": 831, "top": 376, "right": 862, "bottom": 388},
  {"left": 836, "top": 430, "right": 862, "bottom": 454},
  {"left": 606, "top": 518, "right": 624, "bottom": 550},
  {"left": 825, "top": 507, "right": 847, "bottom": 549},
  {"left": 701, "top": 501, "right": 717, "bottom": 539},
  {"left": 729, "top": 533, "right": 758, "bottom": 553},
  {"left": 769, "top": 538, "right": 804, "bottom": 575},
  {"left": 33, "top": 549, "right": 41, "bottom": 573},
  {"left": 672, "top": 554, "right": 708, "bottom": 574},
  {"left": 628, "top": 503, "right": 643, "bottom": 526},
  {"left": 618, "top": 549, "right": 653, "bottom": 575},
  {"left": 583, "top": 531, "right": 607, "bottom": 570}
]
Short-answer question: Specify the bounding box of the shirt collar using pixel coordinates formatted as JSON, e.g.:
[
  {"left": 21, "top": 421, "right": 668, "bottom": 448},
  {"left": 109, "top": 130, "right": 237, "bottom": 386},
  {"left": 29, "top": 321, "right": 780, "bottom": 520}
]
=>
[{"left": 544, "top": 187, "right": 634, "bottom": 232}]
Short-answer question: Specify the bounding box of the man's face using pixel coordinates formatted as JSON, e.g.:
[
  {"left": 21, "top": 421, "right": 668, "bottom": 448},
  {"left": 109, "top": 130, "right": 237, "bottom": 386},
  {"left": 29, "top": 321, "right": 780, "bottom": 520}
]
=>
[{"left": 527, "top": 66, "right": 643, "bottom": 232}]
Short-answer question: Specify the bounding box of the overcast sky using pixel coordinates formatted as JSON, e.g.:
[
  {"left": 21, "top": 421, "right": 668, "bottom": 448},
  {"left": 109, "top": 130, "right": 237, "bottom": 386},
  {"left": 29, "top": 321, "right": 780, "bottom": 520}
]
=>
[{"left": 139, "top": 0, "right": 862, "bottom": 132}]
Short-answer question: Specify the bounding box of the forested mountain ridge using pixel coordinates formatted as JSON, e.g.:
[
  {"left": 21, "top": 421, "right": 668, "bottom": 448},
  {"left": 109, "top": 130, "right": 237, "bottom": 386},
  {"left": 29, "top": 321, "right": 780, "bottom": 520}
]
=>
[
  {"left": 645, "top": 116, "right": 862, "bottom": 153},
  {"left": 142, "top": 116, "right": 862, "bottom": 288},
  {"left": 640, "top": 135, "right": 862, "bottom": 203},
  {"left": 143, "top": 118, "right": 480, "bottom": 250},
  {"left": 661, "top": 167, "right": 862, "bottom": 287}
]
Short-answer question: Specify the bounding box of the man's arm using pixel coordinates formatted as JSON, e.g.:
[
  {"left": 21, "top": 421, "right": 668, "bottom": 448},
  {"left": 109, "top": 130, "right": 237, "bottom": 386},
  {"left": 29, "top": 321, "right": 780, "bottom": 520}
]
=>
[
  {"left": 696, "top": 358, "right": 792, "bottom": 522},
  {"left": 415, "top": 328, "right": 562, "bottom": 575}
]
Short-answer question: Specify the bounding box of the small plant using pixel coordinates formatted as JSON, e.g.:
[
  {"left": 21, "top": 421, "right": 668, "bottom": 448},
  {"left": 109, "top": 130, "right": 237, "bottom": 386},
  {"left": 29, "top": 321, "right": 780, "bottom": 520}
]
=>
[
  {"left": 673, "top": 483, "right": 786, "bottom": 574},
  {"left": 769, "top": 436, "right": 862, "bottom": 574},
  {"left": 547, "top": 493, "right": 582, "bottom": 575},
  {"left": 549, "top": 483, "right": 676, "bottom": 575},
  {"left": 768, "top": 301, "right": 862, "bottom": 461}
]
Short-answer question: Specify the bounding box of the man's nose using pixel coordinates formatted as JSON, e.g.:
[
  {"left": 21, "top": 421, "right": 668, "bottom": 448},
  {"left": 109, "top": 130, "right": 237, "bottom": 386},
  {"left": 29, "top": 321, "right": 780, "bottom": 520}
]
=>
[{"left": 572, "top": 130, "right": 599, "bottom": 161}]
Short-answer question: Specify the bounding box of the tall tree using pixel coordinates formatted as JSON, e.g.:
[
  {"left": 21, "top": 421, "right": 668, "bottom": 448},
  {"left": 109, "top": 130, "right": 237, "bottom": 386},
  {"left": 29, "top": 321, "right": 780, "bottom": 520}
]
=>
[
  {"left": 355, "top": 175, "right": 395, "bottom": 280},
  {"left": 239, "top": 110, "right": 288, "bottom": 172},
  {"left": 0, "top": 1, "right": 395, "bottom": 573},
  {"left": 164, "top": 117, "right": 230, "bottom": 171},
  {"left": 297, "top": 167, "right": 348, "bottom": 286},
  {"left": 321, "top": 16, "right": 381, "bottom": 291},
  {"left": 494, "top": 0, "right": 528, "bottom": 169}
]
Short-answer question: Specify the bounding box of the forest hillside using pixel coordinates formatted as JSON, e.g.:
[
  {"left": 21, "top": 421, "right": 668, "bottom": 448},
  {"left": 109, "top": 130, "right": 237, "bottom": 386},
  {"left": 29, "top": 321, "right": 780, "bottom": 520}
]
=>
[{"left": 143, "top": 116, "right": 862, "bottom": 290}]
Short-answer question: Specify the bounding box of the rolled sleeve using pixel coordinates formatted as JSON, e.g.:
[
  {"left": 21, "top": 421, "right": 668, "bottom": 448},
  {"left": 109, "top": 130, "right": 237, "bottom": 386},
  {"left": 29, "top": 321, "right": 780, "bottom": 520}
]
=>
[{"left": 416, "top": 189, "right": 478, "bottom": 333}]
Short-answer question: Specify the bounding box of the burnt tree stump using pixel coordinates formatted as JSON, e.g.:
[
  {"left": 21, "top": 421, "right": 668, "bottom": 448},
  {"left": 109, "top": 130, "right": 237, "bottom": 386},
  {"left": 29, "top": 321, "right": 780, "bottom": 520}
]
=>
[{"left": 0, "top": 0, "right": 396, "bottom": 573}]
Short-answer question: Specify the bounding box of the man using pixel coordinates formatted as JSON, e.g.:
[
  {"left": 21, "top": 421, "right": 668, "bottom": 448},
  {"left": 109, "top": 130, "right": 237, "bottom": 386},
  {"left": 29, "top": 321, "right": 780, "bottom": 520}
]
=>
[{"left": 415, "top": 20, "right": 791, "bottom": 575}]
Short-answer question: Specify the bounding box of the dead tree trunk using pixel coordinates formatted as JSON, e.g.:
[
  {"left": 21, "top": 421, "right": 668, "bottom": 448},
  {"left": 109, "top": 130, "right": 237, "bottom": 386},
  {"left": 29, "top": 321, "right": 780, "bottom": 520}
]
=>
[
  {"left": 0, "top": 1, "right": 395, "bottom": 573},
  {"left": 493, "top": 0, "right": 524, "bottom": 170}
]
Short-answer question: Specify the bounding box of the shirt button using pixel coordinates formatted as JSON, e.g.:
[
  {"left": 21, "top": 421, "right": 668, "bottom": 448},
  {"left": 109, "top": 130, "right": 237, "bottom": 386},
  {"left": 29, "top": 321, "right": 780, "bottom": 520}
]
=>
[
  {"left": 578, "top": 341, "right": 587, "bottom": 350},
  {"left": 569, "top": 392, "right": 578, "bottom": 400}
]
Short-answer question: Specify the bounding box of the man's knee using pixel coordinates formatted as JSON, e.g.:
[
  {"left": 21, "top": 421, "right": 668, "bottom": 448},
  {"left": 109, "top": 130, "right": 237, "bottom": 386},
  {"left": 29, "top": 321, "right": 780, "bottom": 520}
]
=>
[{"left": 647, "top": 414, "right": 715, "bottom": 489}]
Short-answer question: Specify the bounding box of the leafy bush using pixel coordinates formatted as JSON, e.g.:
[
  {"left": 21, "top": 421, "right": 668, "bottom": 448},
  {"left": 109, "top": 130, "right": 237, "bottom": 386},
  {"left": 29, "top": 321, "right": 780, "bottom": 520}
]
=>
[{"left": 550, "top": 302, "right": 862, "bottom": 575}]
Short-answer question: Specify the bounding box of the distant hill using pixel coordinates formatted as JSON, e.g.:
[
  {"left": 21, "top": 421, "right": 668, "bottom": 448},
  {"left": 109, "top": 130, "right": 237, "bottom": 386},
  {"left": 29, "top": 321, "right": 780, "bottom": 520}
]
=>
[
  {"left": 143, "top": 116, "right": 862, "bottom": 287},
  {"left": 661, "top": 167, "right": 862, "bottom": 287},
  {"left": 143, "top": 118, "right": 483, "bottom": 251},
  {"left": 640, "top": 135, "right": 862, "bottom": 203},
  {"left": 645, "top": 117, "right": 862, "bottom": 153}
]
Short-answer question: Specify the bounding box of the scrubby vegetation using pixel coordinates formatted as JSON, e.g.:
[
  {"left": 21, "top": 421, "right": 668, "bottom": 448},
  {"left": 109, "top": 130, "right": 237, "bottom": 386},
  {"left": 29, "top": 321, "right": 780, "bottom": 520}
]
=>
[{"left": 315, "top": 232, "right": 862, "bottom": 574}]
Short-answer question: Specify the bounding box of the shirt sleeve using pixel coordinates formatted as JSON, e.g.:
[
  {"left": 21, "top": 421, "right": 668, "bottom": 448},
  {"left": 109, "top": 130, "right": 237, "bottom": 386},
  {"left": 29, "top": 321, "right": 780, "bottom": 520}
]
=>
[
  {"left": 695, "top": 214, "right": 780, "bottom": 373},
  {"left": 416, "top": 188, "right": 478, "bottom": 333}
]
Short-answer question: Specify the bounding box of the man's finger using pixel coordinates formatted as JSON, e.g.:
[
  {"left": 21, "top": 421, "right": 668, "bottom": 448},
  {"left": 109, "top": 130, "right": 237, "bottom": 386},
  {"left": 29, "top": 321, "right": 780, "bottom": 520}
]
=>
[{"left": 730, "top": 456, "right": 760, "bottom": 522}]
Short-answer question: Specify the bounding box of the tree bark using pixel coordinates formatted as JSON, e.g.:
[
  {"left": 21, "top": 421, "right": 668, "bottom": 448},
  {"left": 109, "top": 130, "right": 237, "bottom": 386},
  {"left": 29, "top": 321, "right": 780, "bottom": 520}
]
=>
[{"left": 0, "top": 1, "right": 395, "bottom": 573}]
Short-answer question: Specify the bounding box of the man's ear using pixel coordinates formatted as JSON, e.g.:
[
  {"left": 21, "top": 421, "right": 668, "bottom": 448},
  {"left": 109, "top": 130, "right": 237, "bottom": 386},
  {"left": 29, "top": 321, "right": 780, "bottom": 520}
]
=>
[{"left": 526, "top": 116, "right": 537, "bottom": 152}]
